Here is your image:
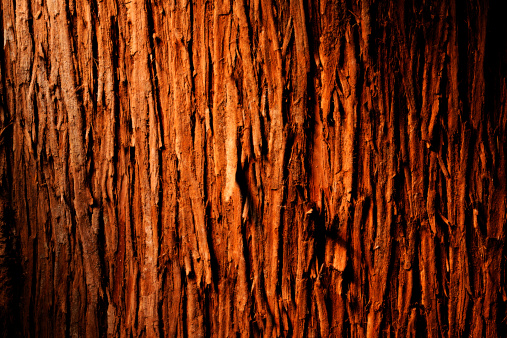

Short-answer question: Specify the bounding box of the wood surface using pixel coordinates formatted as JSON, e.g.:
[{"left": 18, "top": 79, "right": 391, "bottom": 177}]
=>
[{"left": 0, "top": 0, "right": 506, "bottom": 336}]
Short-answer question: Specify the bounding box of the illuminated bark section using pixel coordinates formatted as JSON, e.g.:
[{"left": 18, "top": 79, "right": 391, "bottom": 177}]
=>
[{"left": 0, "top": 0, "right": 506, "bottom": 336}]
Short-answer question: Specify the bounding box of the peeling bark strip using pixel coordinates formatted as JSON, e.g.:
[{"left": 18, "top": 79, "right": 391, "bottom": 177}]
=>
[{"left": 1, "top": 0, "right": 506, "bottom": 336}]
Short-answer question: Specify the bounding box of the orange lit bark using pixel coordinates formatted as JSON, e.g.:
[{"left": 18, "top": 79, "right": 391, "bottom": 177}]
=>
[{"left": 1, "top": 0, "right": 506, "bottom": 336}]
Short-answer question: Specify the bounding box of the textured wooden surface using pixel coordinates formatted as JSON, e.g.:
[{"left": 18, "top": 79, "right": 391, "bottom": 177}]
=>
[{"left": 1, "top": 0, "right": 506, "bottom": 336}]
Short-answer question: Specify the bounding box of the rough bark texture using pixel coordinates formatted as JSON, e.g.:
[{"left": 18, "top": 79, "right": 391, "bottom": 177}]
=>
[{"left": 1, "top": 0, "right": 506, "bottom": 336}]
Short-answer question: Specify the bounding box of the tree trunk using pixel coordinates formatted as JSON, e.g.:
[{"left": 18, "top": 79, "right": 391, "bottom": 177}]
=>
[{"left": 1, "top": 0, "right": 506, "bottom": 336}]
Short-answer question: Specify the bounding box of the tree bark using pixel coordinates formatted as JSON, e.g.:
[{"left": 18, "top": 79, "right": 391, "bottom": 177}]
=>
[{"left": 1, "top": 0, "right": 506, "bottom": 336}]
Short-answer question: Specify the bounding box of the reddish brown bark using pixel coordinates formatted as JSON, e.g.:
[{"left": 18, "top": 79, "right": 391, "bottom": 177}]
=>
[{"left": 1, "top": 0, "right": 506, "bottom": 336}]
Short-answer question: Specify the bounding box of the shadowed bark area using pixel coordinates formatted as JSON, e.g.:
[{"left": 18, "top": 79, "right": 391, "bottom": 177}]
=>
[{"left": 1, "top": 0, "right": 506, "bottom": 336}]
